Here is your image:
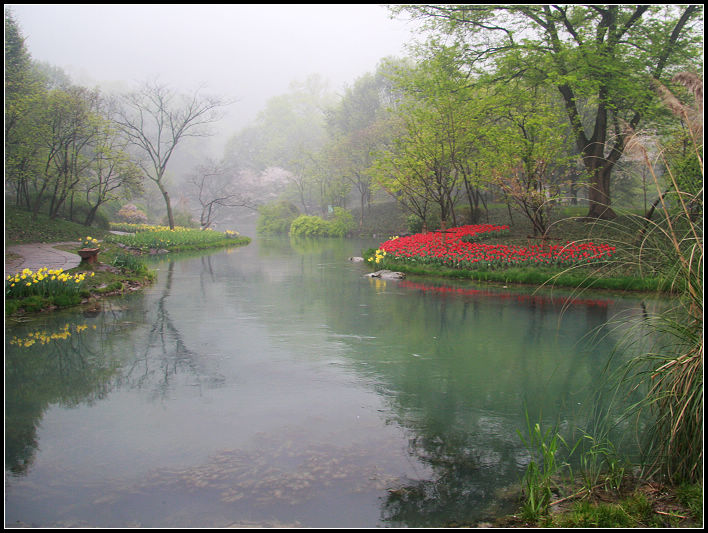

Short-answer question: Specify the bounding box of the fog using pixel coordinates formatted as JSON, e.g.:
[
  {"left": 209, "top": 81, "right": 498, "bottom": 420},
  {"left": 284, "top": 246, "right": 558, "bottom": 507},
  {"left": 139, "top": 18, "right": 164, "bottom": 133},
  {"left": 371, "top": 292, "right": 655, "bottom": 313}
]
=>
[
  {"left": 7, "top": 4, "right": 422, "bottom": 230},
  {"left": 9, "top": 4, "right": 416, "bottom": 138}
]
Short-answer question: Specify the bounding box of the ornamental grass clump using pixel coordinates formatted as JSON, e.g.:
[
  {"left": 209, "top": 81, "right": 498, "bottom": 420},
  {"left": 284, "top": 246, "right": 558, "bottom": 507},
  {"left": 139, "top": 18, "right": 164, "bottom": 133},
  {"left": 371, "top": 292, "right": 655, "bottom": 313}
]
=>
[{"left": 589, "top": 73, "right": 702, "bottom": 484}]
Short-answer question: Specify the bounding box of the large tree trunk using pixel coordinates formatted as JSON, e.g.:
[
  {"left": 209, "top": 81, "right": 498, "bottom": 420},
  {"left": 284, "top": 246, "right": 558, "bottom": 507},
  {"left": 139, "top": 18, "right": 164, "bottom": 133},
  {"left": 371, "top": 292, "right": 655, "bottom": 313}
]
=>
[{"left": 586, "top": 163, "right": 616, "bottom": 220}]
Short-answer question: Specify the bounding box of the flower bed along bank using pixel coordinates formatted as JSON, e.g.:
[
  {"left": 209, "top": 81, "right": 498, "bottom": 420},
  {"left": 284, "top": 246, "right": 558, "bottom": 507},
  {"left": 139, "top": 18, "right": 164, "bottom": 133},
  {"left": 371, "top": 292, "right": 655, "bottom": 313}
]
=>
[
  {"left": 106, "top": 224, "right": 251, "bottom": 252},
  {"left": 370, "top": 224, "right": 617, "bottom": 270}
]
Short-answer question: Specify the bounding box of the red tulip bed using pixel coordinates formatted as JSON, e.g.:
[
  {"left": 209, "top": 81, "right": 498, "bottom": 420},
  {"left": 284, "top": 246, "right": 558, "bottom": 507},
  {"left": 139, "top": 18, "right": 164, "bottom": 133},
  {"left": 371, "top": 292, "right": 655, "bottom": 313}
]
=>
[{"left": 374, "top": 224, "right": 617, "bottom": 270}]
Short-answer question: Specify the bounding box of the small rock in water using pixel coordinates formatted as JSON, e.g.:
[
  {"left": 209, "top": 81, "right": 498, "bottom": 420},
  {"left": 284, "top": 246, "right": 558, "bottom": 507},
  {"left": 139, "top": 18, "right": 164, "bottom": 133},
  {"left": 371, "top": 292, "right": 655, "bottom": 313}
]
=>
[{"left": 365, "top": 270, "right": 405, "bottom": 280}]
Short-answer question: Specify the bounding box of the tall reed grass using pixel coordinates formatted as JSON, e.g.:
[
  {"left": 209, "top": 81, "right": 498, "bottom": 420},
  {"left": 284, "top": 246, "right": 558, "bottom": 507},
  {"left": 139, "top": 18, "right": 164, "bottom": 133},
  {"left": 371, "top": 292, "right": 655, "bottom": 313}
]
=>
[{"left": 588, "top": 73, "right": 703, "bottom": 483}]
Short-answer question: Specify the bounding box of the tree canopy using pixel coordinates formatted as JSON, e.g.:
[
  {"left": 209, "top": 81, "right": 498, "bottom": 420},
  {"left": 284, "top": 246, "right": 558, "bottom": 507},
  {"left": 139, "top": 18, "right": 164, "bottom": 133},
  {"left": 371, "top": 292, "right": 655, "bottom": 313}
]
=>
[{"left": 393, "top": 5, "right": 703, "bottom": 219}]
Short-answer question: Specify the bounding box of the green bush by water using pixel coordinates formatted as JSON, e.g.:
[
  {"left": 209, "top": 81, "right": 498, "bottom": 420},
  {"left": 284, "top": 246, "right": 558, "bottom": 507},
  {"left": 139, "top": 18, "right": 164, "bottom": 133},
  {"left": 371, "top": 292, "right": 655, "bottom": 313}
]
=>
[
  {"left": 256, "top": 201, "right": 300, "bottom": 235},
  {"left": 289, "top": 207, "right": 355, "bottom": 238}
]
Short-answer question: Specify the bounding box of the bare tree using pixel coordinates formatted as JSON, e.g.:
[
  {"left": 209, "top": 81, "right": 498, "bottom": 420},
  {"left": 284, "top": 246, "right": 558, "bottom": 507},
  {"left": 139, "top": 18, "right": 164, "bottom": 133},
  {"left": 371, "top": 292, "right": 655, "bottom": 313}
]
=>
[
  {"left": 113, "top": 81, "right": 226, "bottom": 228},
  {"left": 190, "top": 159, "right": 255, "bottom": 230}
]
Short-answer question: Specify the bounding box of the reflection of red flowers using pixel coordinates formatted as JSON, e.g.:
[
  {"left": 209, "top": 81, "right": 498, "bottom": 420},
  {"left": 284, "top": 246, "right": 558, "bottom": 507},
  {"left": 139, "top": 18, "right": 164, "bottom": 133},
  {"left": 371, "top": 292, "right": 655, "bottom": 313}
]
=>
[
  {"left": 399, "top": 280, "right": 611, "bottom": 308},
  {"left": 377, "top": 224, "right": 616, "bottom": 269}
]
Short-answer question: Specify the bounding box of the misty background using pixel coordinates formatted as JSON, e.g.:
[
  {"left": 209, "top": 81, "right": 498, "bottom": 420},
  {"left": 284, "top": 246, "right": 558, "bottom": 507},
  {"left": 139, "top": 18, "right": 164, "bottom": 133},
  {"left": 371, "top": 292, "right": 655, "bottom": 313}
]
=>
[
  {"left": 9, "top": 4, "right": 415, "bottom": 151},
  {"left": 7, "top": 4, "right": 420, "bottom": 233}
]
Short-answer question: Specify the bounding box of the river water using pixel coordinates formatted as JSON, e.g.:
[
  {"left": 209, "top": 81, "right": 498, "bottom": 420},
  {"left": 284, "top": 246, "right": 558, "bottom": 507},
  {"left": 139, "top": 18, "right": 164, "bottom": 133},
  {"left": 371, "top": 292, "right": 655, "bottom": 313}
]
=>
[{"left": 5, "top": 237, "right": 657, "bottom": 527}]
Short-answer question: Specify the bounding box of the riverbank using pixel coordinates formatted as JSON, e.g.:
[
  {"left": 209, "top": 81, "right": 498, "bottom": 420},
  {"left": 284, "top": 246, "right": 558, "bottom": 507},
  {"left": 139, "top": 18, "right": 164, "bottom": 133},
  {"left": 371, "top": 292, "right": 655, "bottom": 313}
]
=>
[
  {"left": 5, "top": 242, "right": 157, "bottom": 317},
  {"left": 5, "top": 208, "right": 250, "bottom": 317}
]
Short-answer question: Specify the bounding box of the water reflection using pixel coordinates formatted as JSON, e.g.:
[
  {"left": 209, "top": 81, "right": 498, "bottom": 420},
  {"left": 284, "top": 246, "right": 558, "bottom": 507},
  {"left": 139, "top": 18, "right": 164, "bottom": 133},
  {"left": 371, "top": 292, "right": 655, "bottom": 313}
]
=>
[
  {"left": 5, "top": 237, "right": 659, "bottom": 527},
  {"left": 119, "top": 261, "right": 209, "bottom": 399},
  {"left": 6, "top": 312, "right": 134, "bottom": 476}
]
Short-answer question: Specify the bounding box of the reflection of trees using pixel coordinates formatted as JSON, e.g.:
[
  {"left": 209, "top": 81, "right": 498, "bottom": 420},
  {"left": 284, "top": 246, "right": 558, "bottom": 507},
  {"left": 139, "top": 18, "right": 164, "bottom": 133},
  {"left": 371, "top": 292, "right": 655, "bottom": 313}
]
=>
[
  {"left": 5, "top": 319, "right": 127, "bottom": 476},
  {"left": 382, "top": 428, "right": 519, "bottom": 527},
  {"left": 5, "top": 256, "right": 230, "bottom": 478},
  {"left": 118, "top": 260, "right": 204, "bottom": 399},
  {"left": 374, "top": 288, "right": 649, "bottom": 525}
]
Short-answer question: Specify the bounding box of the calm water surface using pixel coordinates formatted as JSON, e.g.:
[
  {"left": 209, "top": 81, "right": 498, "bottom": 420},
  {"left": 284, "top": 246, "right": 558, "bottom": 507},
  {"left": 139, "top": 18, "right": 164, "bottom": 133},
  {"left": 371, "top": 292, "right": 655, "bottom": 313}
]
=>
[{"left": 5, "top": 237, "right": 657, "bottom": 527}]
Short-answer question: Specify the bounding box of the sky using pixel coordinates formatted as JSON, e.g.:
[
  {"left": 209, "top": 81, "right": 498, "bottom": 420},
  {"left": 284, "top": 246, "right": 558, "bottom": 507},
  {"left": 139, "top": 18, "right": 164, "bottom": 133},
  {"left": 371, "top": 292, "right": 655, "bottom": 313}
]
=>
[{"left": 8, "top": 4, "right": 419, "bottom": 135}]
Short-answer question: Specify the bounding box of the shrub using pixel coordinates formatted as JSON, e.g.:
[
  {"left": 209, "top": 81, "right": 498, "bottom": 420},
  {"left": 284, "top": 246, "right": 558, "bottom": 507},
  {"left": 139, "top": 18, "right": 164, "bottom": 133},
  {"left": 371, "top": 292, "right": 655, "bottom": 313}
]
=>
[
  {"left": 327, "top": 207, "right": 355, "bottom": 237},
  {"left": 111, "top": 253, "right": 149, "bottom": 276},
  {"left": 257, "top": 201, "right": 300, "bottom": 234},
  {"left": 289, "top": 215, "right": 331, "bottom": 237},
  {"left": 288, "top": 208, "right": 356, "bottom": 238}
]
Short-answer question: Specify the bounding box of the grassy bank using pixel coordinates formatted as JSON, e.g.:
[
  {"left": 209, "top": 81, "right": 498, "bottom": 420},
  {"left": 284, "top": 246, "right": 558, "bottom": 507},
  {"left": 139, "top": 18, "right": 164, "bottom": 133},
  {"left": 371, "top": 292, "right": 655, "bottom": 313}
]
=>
[
  {"left": 493, "top": 479, "right": 702, "bottom": 528},
  {"left": 364, "top": 253, "right": 670, "bottom": 293},
  {"left": 107, "top": 222, "right": 250, "bottom": 252},
  {"left": 5, "top": 206, "right": 114, "bottom": 245}
]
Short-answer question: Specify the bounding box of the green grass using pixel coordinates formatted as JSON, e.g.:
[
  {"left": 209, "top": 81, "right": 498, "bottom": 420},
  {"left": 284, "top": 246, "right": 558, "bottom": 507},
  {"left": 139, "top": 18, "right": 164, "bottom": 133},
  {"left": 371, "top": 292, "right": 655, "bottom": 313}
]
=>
[
  {"left": 5, "top": 206, "right": 113, "bottom": 245},
  {"left": 541, "top": 486, "right": 701, "bottom": 528}
]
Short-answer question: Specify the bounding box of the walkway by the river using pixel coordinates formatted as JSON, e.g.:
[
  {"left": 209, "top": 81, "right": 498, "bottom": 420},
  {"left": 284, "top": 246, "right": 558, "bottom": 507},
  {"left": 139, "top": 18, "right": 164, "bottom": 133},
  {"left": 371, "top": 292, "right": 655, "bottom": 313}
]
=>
[{"left": 5, "top": 242, "right": 81, "bottom": 276}]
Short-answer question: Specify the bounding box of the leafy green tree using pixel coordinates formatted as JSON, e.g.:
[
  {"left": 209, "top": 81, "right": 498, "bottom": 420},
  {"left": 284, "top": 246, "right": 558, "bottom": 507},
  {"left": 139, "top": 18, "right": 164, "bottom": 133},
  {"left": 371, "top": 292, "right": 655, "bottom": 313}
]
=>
[
  {"left": 394, "top": 5, "right": 703, "bottom": 219},
  {"left": 485, "top": 80, "right": 577, "bottom": 235},
  {"left": 5, "top": 11, "right": 142, "bottom": 227},
  {"left": 372, "top": 53, "right": 471, "bottom": 229},
  {"left": 5, "top": 9, "right": 48, "bottom": 208},
  {"left": 324, "top": 64, "right": 402, "bottom": 229},
  {"left": 81, "top": 120, "right": 143, "bottom": 226},
  {"left": 9, "top": 83, "right": 104, "bottom": 219},
  {"left": 5, "top": 9, "right": 35, "bottom": 135},
  {"left": 43, "top": 86, "right": 104, "bottom": 219}
]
